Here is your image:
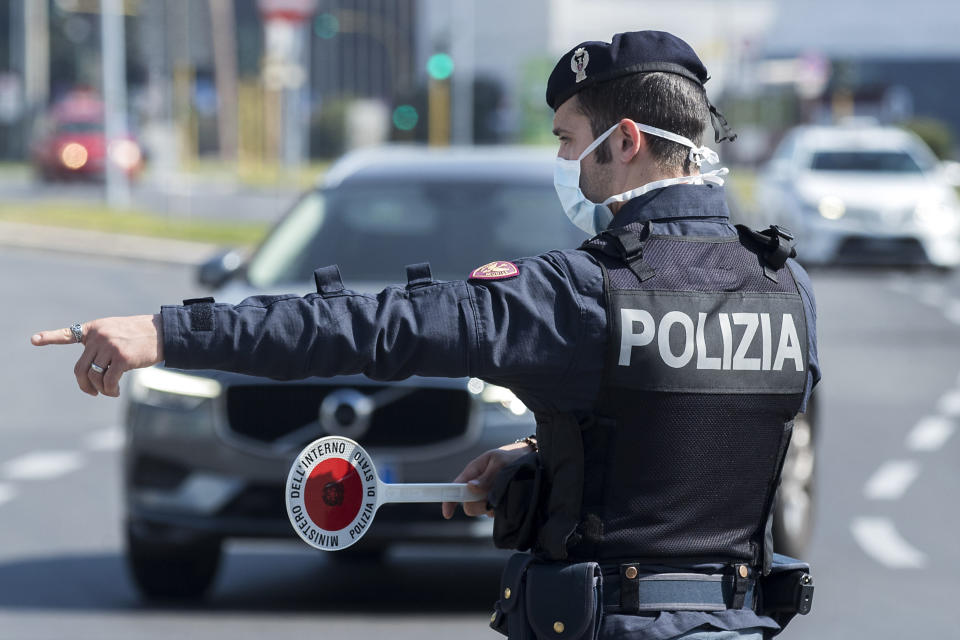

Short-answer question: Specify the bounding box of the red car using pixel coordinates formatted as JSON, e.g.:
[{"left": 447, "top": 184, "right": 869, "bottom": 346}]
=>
[{"left": 31, "top": 90, "right": 143, "bottom": 182}]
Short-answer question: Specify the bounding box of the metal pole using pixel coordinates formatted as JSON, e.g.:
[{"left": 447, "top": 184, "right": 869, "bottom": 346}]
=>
[
  {"left": 23, "top": 0, "right": 49, "bottom": 118},
  {"left": 9, "top": 1, "right": 20, "bottom": 75},
  {"left": 451, "top": 0, "right": 474, "bottom": 145},
  {"left": 209, "top": 0, "right": 239, "bottom": 161},
  {"left": 282, "top": 22, "right": 307, "bottom": 167},
  {"left": 100, "top": 0, "right": 131, "bottom": 208},
  {"left": 9, "top": 0, "right": 24, "bottom": 158}
]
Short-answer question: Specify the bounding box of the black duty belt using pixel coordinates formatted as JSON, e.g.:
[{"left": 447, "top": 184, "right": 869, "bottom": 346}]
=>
[{"left": 603, "top": 563, "right": 756, "bottom": 614}]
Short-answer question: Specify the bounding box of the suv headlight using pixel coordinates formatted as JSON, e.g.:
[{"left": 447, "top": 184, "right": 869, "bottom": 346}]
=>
[
  {"left": 129, "top": 367, "right": 222, "bottom": 410},
  {"left": 915, "top": 198, "right": 959, "bottom": 230},
  {"left": 817, "top": 196, "right": 845, "bottom": 220},
  {"left": 468, "top": 378, "right": 528, "bottom": 416}
]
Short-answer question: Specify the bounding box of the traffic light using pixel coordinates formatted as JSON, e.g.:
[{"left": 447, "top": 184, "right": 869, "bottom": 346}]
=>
[
  {"left": 427, "top": 53, "right": 453, "bottom": 146},
  {"left": 392, "top": 105, "right": 419, "bottom": 131},
  {"left": 313, "top": 13, "right": 339, "bottom": 39},
  {"left": 426, "top": 53, "right": 454, "bottom": 81}
]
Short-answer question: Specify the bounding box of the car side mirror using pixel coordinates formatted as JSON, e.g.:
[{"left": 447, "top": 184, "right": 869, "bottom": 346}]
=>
[{"left": 197, "top": 249, "right": 244, "bottom": 289}]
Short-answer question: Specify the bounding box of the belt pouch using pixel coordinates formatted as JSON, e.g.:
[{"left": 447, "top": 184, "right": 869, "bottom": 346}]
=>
[
  {"left": 489, "top": 451, "right": 543, "bottom": 551},
  {"left": 490, "top": 552, "right": 535, "bottom": 638},
  {"left": 525, "top": 562, "right": 602, "bottom": 640}
]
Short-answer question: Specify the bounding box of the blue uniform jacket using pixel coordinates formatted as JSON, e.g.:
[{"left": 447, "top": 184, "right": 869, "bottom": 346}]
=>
[{"left": 160, "top": 183, "right": 820, "bottom": 638}]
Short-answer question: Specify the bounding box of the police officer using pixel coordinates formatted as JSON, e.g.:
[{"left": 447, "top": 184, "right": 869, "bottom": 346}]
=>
[{"left": 33, "top": 31, "right": 818, "bottom": 640}]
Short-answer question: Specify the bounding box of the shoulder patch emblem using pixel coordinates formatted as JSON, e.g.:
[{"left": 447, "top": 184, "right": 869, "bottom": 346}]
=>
[{"left": 469, "top": 260, "right": 519, "bottom": 281}]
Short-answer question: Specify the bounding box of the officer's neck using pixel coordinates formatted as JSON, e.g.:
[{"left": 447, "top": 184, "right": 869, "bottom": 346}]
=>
[{"left": 607, "top": 163, "right": 700, "bottom": 216}]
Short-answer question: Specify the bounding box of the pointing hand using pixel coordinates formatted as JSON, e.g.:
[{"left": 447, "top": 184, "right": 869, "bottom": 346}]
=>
[{"left": 31, "top": 314, "right": 164, "bottom": 398}]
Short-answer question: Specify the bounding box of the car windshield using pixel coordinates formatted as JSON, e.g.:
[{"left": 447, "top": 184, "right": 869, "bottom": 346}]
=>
[
  {"left": 246, "top": 181, "right": 580, "bottom": 287},
  {"left": 56, "top": 121, "right": 103, "bottom": 134},
  {"left": 809, "top": 150, "right": 924, "bottom": 173}
]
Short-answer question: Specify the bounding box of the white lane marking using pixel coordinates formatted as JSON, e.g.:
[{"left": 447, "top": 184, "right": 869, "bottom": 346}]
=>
[
  {"left": 851, "top": 517, "right": 926, "bottom": 569},
  {"left": 864, "top": 460, "right": 920, "bottom": 500},
  {"left": 886, "top": 277, "right": 912, "bottom": 295},
  {"left": 937, "top": 390, "right": 960, "bottom": 417},
  {"left": 917, "top": 283, "right": 945, "bottom": 306},
  {"left": 944, "top": 300, "right": 960, "bottom": 325},
  {"left": 2, "top": 451, "right": 84, "bottom": 481},
  {"left": 907, "top": 415, "right": 956, "bottom": 451},
  {"left": 0, "top": 483, "right": 15, "bottom": 506},
  {"left": 84, "top": 427, "right": 124, "bottom": 451}
]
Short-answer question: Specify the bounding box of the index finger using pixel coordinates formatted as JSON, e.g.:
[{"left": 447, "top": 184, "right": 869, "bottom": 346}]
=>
[{"left": 31, "top": 327, "right": 80, "bottom": 346}]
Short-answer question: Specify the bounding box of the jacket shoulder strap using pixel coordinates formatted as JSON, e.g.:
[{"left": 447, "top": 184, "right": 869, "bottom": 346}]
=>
[
  {"left": 735, "top": 224, "right": 798, "bottom": 281},
  {"left": 580, "top": 225, "right": 656, "bottom": 282}
]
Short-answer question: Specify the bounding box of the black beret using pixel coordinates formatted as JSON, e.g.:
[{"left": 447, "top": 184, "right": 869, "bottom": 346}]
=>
[{"left": 546, "top": 31, "right": 709, "bottom": 111}]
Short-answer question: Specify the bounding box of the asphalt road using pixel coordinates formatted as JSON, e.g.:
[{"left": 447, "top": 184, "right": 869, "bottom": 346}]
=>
[{"left": 1, "top": 247, "right": 957, "bottom": 639}]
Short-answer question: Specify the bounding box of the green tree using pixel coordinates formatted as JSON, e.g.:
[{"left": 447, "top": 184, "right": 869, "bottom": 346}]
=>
[{"left": 903, "top": 117, "right": 955, "bottom": 160}]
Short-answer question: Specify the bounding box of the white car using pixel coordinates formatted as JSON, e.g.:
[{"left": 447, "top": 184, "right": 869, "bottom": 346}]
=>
[{"left": 757, "top": 123, "right": 960, "bottom": 267}]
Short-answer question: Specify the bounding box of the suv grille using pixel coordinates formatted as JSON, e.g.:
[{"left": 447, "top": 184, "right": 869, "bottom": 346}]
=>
[
  {"left": 838, "top": 236, "right": 927, "bottom": 263},
  {"left": 224, "top": 384, "right": 472, "bottom": 448}
]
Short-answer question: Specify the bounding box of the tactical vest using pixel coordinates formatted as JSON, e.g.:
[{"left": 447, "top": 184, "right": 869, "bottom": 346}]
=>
[{"left": 533, "top": 222, "right": 809, "bottom": 569}]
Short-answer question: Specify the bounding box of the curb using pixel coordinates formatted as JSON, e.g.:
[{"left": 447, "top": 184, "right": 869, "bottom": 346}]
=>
[{"left": 0, "top": 221, "right": 219, "bottom": 267}]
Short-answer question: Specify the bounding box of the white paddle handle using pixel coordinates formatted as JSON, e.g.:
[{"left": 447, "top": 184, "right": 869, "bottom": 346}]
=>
[{"left": 382, "top": 482, "right": 479, "bottom": 504}]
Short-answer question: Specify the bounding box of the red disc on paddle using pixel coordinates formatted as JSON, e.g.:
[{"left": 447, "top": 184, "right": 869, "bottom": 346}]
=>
[{"left": 303, "top": 457, "right": 363, "bottom": 531}]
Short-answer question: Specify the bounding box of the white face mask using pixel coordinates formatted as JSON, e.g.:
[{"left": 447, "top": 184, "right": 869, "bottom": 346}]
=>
[{"left": 554, "top": 121, "right": 729, "bottom": 236}]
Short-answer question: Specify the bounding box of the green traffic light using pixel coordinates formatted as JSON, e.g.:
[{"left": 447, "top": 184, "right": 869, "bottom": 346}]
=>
[
  {"left": 393, "top": 105, "right": 419, "bottom": 131},
  {"left": 314, "top": 13, "right": 340, "bottom": 39},
  {"left": 426, "top": 53, "right": 454, "bottom": 80}
]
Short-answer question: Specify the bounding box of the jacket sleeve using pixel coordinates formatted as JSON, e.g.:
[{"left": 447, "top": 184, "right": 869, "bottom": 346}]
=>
[{"left": 160, "top": 253, "right": 604, "bottom": 404}]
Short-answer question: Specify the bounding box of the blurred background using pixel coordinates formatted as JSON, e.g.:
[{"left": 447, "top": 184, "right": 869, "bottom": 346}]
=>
[{"left": 2, "top": 1, "right": 959, "bottom": 639}]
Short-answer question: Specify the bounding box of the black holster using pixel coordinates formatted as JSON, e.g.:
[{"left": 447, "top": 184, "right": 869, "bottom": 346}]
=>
[
  {"left": 534, "top": 412, "right": 586, "bottom": 560},
  {"left": 487, "top": 410, "right": 588, "bottom": 558},
  {"left": 488, "top": 451, "right": 544, "bottom": 551},
  {"left": 757, "top": 554, "right": 814, "bottom": 634},
  {"left": 490, "top": 553, "right": 603, "bottom": 640}
]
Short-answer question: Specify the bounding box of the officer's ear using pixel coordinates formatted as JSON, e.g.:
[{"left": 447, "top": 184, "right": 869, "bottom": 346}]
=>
[{"left": 617, "top": 118, "right": 643, "bottom": 163}]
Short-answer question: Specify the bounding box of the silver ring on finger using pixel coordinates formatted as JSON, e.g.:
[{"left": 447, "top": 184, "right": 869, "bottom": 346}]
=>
[
  {"left": 70, "top": 323, "right": 83, "bottom": 344},
  {"left": 90, "top": 363, "right": 107, "bottom": 374}
]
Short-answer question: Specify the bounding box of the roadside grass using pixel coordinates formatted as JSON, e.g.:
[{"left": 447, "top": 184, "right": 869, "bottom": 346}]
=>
[
  {"left": 179, "top": 159, "right": 331, "bottom": 190},
  {"left": 0, "top": 159, "right": 330, "bottom": 190},
  {"left": 0, "top": 201, "right": 268, "bottom": 247}
]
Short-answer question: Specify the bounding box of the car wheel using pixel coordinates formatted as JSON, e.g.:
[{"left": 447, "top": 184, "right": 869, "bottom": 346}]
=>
[
  {"left": 125, "top": 523, "right": 222, "bottom": 601},
  {"left": 773, "top": 395, "right": 817, "bottom": 557}
]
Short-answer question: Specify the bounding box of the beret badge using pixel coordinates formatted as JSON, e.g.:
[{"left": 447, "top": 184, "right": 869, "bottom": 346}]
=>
[{"left": 571, "top": 47, "right": 589, "bottom": 83}]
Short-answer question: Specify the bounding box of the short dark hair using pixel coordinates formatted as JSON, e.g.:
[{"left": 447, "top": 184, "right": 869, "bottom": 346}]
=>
[{"left": 574, "top": 72, "right": 709, "bottom": 173}]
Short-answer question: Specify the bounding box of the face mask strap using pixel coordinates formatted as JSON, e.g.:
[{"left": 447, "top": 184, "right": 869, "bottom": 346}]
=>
[
  {"left": 601, "top": 167, "right": 730, "bottom": 207},
  {"left": 578, "top": 121, "right": 722, "bottom": 168},
  {"left": 635, "top": 123, "right": 719, "bottom": 168},
  {"left": 688, "top": 145, "right": 720, "bottom": 167},
  {"left": 577, "top": 122, "right": 621, "bottom": 162}
]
